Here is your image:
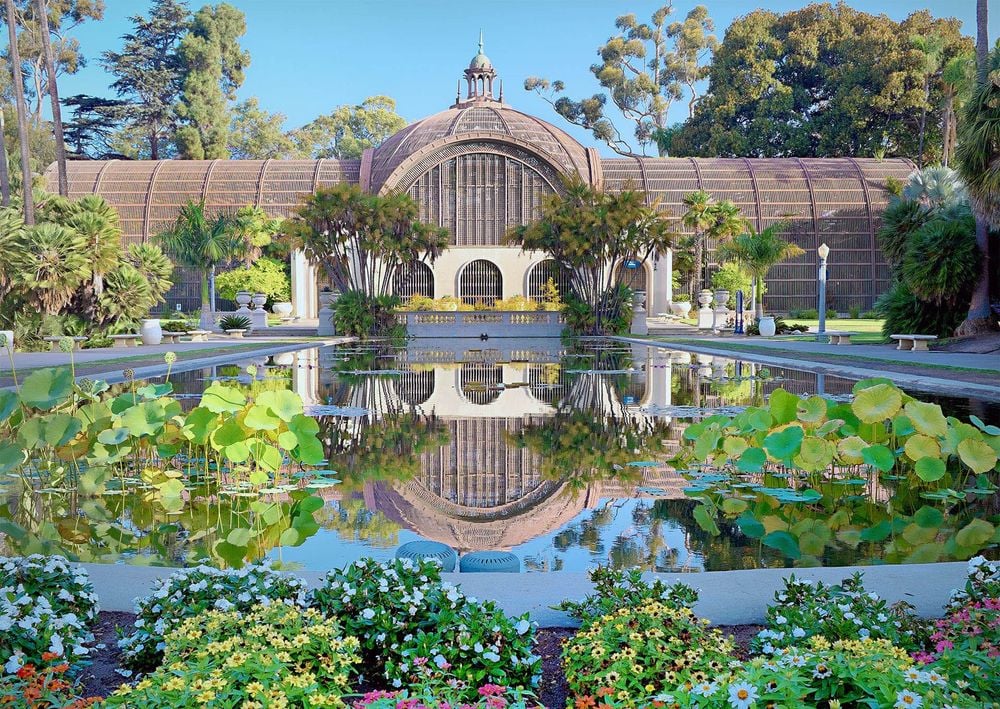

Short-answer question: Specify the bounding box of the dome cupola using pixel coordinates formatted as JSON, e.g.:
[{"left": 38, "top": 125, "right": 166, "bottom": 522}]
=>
[{"left": 461, "top": 31, "right": 499, "bottom": 104}]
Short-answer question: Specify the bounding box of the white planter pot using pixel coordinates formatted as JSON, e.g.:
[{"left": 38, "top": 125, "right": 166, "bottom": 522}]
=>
[
  {"left": 674, "top": 302, "right": 691, "bottom": 317},
  {"left": 271, "top": 302, "right": 293, "bottom": 317},
  {"left": 235, "top": 291, "right": 252, "bottom": 308},
  {"left": 271, "top": 352, "right": 295, "bottom": 366},
  {"left": 758, "top": 316, "right": 776, "bottom": 337},
  {"left": 140, "top": 318, "right": 163, "bottom": 346},
  {"left": 251, "top": 293, "right": 267, "bottom": 309}
]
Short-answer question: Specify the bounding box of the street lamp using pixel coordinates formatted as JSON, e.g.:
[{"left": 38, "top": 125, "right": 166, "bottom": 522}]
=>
[{"left": 817, "top": 243, "right": 830, "bottom": 341}]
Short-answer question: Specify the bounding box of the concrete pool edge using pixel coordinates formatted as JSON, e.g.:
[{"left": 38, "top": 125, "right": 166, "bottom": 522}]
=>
[
  {"left": 80, "top": 561, "right": 968, "bottom": 627},
  {"left": 612, "top": 336, "right": 1000, "bottom": 401}
]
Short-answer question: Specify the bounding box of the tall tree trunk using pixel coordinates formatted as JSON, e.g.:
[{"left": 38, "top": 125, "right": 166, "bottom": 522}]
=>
[
  {"left": 942, "top": 92, "right": 954, "bottom": 167},
  {"left": 957, "top": 0, "right": 995, "bottom": 335},
  {"left": 37, "top": 0, "right": 67, "bottom": 196},
  {"left": 0, "top": 108, "right": 10, "bottom": 206},
  {"left": 5, "top": 0, "right": 34, "bottom": 224},
  {"left": 917, "top": 76, "right": 929, "bottom": 167},
  {"left": 199, "top": 269, "right": 213, "bottom": 330},
  {"left": 691, "top": 233, "right": 704, "bottom": 296},
  {"left": 150, "top": 129, "right": 158, "bottom": 160}
]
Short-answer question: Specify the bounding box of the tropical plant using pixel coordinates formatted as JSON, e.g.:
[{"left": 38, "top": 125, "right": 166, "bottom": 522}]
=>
[
  {"left": 901, "top": 212, "right": 981, "bottom": 308},
  {"left": 60, "top": 195, "right": 123, "bottom": 295},
  {"left": 123, "top": 242, "right": 174, "bottom": 304},
  {"left": 332, "top": 290, "right": 402, "bottom": 338},
  {"left": 109, "top": 603, "right": 358, "bottom": 707},
  {"left": 903, "top": 166, "right": 969, "bottom": 207},
  {"left": 719, "top": 222, "right": 803, "bottom": 318},
  {"left": 877, "top": 281, "right": 969, "bottom": 340},
  {"left": 282, "top": 183, "right": 448, "bottom": 298},
  {"left": 218, "top": 313, "right": 251, "bottom": 331},
  {"left": 507, "top": 177, "right": 673, "bottom": 334},
  {"left": 97, "top": 264, "right": 155, "bottom": 324},
  {"left": 157, "top": 200, "right": 253, "bottom": 329},
  {"left": 877, "top": 199, "right": 932, "bottom": 272},
  {"left": 7, "top": 223, "right": 90, "bottom": 314},
  {"left": 709, "top": 262, "right": 752, "bottom": 309}
]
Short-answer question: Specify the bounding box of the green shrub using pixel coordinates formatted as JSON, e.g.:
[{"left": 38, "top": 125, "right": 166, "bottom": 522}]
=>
[
  {"left": 310, "top": 558, "right": 540, "bottom": 696},
  {"left": 118, "top": 563, "right": 309, "bottom": 671},
  {"left": 849, "top": 305, "right": 861, "bottom": 318},
  {"left": 160, "top": 319, "right": 189, "bottom": 333},
  {"left": 332, "top": 291, "right": 402, "bottom": 338},
  {"left": 878, "top": 199, "right": 931, "bottom": 273},
  {"left": 218, "top": 314, "right": 251, "bottom": 331},
  {"left": 215, "top": 257, "right": 291, "bottom": 307},
  {"left": 877, "top": 281, "right": 966, "bottom": 338},
  {"left": 710, "top": 262, "right": 752, "bottom": 308},
  {"left": 494, "top": 295, "right": 537, "bottom": 311},
  {"left": 752, "top": 574, "right": 925, "bottom": 655},
  {"left": 106, "top": 604, "right": 358, "bottom": 707},
  {"left": 563, "top": 600, "right": 736, "bottom": 704},
  {"left": 901, "top": 212, "right": 980, "bottom": 307},
  {"left": 0, "top": 556, "right": 100, "bottom": 671}
]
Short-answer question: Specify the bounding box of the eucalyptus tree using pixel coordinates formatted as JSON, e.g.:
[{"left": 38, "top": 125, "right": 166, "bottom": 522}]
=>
[
  {"left": 507, "top": 177, "right": 675, "bottom": 335},
  {"left": 5, "top": 0, "right": 34, "bottom": 223},
  {"left": 35, "top": 0, "right": 67, "bottom": 195},
  {"left": 719, "top": 223, "right": 804, "bottom": 318},
  {"left": 954, "top": 0, "right": 998, "bottom": 335},
  {"left": 157, "top": 201, "right": 250, "bottom": 329},
  {"left": 282, "top": 183, "right": 449, "bottom": 299}
]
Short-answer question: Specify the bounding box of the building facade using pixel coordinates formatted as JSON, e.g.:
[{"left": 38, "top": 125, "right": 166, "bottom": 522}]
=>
[{"left": 48, "top": 43, "right": 915, "bottom": 315}]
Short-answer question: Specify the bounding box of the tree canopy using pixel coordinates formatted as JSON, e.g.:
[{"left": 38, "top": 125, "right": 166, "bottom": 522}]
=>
[
  {"left": 289, "top": 96, "right": 407, "bottom": 159},
  {"left": 668, "top": 4, "right": 973, "bottom": 162}
]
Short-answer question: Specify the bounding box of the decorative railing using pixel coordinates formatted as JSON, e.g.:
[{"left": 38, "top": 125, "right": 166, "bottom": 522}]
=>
[{"left": 400, "top": 310, "right": 564, "bottom": 338}]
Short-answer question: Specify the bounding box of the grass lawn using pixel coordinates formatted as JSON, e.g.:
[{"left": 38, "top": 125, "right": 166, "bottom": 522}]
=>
[{"left": 783, "top": 318, "right": 886, "bottom": 344}]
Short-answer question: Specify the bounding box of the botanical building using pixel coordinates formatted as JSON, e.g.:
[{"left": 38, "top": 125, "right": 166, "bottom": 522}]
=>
[{"left": 47, "top": 42, "right": 914, "bottom": 315}]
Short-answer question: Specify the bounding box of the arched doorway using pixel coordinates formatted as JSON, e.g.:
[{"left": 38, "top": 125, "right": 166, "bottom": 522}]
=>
[
  {"left": 616, "top": 260, "right": 648, "bottom": 292},
  {"left": 526, "top": 259, "right": 573, "bottom": 303},
  {"left": 458, "top": 259, "right": 502, "bottom": 306},
  {"left": 394, "top": 261, "right": 435, "bottom": 299}
]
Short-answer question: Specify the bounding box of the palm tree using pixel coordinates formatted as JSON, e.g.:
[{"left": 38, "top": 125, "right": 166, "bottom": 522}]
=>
[
  {"left": 8, "top": 222, "right": 89, "bottom": 314},
  {"left": 0, "top": 109, "right": 10, "bottom": 206},
  {"left": 681, "top": 190, "right": 714, "bottom": 296},
  {"left": 157, "top": 201, "right": 248, "bottom": 329},
  {"left": 64, "top": 195, "right": 122, "bottom": 295},
  {"left": 940, "top": 53, "right": 975, "bottom": 167},
  {"left": 5, "top": 0, "right": 34, "bottom": 223},
  {"left": 954, "top": 0, "right": 998, "bottom": 335},
  {"left": 719, "top": 223, "right": 804, "bottom": 319},
  {"left": 35, "top": 0, "right": 67, "bottom": 196},
  {"left": 911, "top": 33, "right": 945, "bottom": 167},
  {"left": 125, "top": 243, "right": 174, "bottom": 305},
  {"left": 706, "top": 200, "right": 748, "bottom": 284}
]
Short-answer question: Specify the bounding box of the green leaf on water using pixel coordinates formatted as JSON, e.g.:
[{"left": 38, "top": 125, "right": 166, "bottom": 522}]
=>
[
  {"left": 969, "top": 415, "right": 1000, "bottom": 436},
  {"left": 915, "top": 456, "right": 946, "bottom": 482},
  {"left": 769, "top": 389, "right": 798, "bottom": 425},
  {"left": 721, "top": 497, "right": 748, "bottom": 515},
  {"left": 861, "top": 444, "right": 895, "bottom": 472},
  {"left": 693, "top": 504, "right": 720, "bottom": 535},
  {"left": 957, "top": 438, "right": 997, "bottom": 474},
  {"left": 851, "top": 383, "right": 902, "bottom": 424},
  {"left": 279, "top": 527, "right": 300, "bottom": 546},
  {"left": 20, "top": 367, "right": 74, "bottom": 410},
  {"left": 736, "top": 512, "right": 765, "bottom": 538},
  {"left": 762, "top": 530, "right": 801, "bottom": 560},
  {"left": 763, "top": 425, "right": 804, "bottom": 460},
  {"left": 226, "top": 528, "right": 252, "bottom": 546},
  {"left": 200, "top": 382, "right": 247, "bottom": 414},
  {"left": 955, "top": 519, "right": 994, "bottom": 549},
  {"left": 736, "top": 447, "right": 767, "bottom": 472},
  {"left": 913, "top": 506, "right": 944, "bottom": 529},
  {"left": 904, "top": 401, "right": 948, "bottom": 438},
  {"left": 860, "top": 521, "right": 892, "bottom": 542}
]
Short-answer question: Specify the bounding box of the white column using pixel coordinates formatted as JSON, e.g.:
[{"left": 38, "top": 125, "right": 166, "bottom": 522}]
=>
[
  {"left": 291, "top": 250, "right": 318, "bottom": 319},
  {"left": 650, "top": 250, "right": 672, "bottom": 316}
]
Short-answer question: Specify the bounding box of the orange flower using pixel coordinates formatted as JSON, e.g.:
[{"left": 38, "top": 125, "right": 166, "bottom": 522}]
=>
[
  {"left": 41, "top": 652, "right": 60, "bottom": 662},
  {"left": 574, "top": 696, "right": 597, "bottom": 708},
  {"left": 51, "top": 664, "right": 70, "bottom": 674},
  {"left": 15, "top": 665, "right": 35, "bottom": 680},
  {"left": 597, "top": 687, "right": 615, "bottom": 697}
]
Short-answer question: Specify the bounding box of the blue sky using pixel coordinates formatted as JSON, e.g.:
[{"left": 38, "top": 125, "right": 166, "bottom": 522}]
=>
[{"left": 53, "top": 1, "right": 1000, "bottom": 156}]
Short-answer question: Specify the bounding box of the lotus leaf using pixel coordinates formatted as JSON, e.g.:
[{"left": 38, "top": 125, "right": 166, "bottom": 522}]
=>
[
  {"left": 913, "top": 506, "right": 944, "bottom": 529},
  {"left": 736, "top": 512, "right": 765, "bottom": 538},
  {"left": 851, "top": 383, "right": 902, "bottom": 424},
  {"left": 970, "top": 414, "right": 1000, "bottom": 436},
  {"left": 795, "top": 437, "right": 836, "bottom": 472},
  {"left": 694, "top": 428, "right": 721, "bottom": 460},
  {"left": 200, "top": 382, "right": 247, "bottom": 414},
  {"left": 226, "top": 528, "right": 252, "bottom": 546},
  {"left": 763, "top": 425, "right": 803, "bottom": 460},
  {"left": 722, "top": 436, "right": 747, "bottom": 458},
  {"left": 244, "top": 404, "right": 280, "bottom": 431},
  {"left": 904, "top": 400, "right": 948, "bottom": 437},
  {"left": 957, "top": 437, "right": 997, "bottom": 474},
  {"left": 852, "top": 377, "right": 895, "bottom": 393},
  {"left": 0, "top": 442, "right": 24, "bottom": 473},
  {"left": 277, "top": 430, "right": 298, "bottom": 450},
  {"left": 136, "top": 383, "right": 173, "bottom": 399},
  {"left": 796, "top": 396, "right": 827, "bottom": 424},
  {"left": 693, "top": 504, "right": 720, "bottom": 535},
  {"left": 75, "top": 401, "right": 112, "bottom": 430},
  {"left": 20, "top": 367, "right": 74, "bottom": 410},
  {"left": 861, "top": 444, "right": 895, "bottom": 472},
  {"left": 769, "top": 388, "right": 798, "bottom": 425},
  {"left": 249, "top": 442, "right": 283, "bottom": 472},
  {"left": 955, "top": 519, "right": 995, "bottom": 549},
  {"left": 860, "top": 520, "right": 892, "bottom": 542},
  {"left": 892, "top": 414, "right": 916, "bottom": 437},
  {"left": 182, "top": 406, "right": 218, "bottom": 445},
  {"left": 0, "top": 390, "right": 18, "bottom": 423},
  {"left": 837, "top": 436, "right": 867, "bottom": 464},
  {"left": 279, "top": 527, "right": 299, "bottom": 546},
  {"left": 256, "top": 389, "right": 304, "bottom": 422},
  {"left": 120, "top": 400, "right": 172, "bottom": 438},
  {"left": 747, "top": 408, "right": 772, "bottom": 431},
  {"left": 942, "top": 419, "right": 979, "bottom": 454},
  {"left": 721, "top": 497, "right": 748, "bottom": 515},
  {"left": 762, "top": 530, "right": 801, "bottom": 559},
  {"left": 736, "top": 446, "right": 767, "bottom": 472},
  {"left": 904, "top": 434, "right": 941, "bottom": 462}
]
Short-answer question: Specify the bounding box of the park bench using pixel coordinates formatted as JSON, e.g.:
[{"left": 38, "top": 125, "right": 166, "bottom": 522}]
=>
[
  {"left": 823, "top": 330, "right": 858, "bottom": 345},
  {"left": 223, "top": 329, "right": 248, "bottom": 339},
  {"left": 43, "top": 336, "right": 87, "bottom": 352},
  {"left": 110, "top": 334, "right": 142, "bottom": 349},
  {"left": 161, "top": 332, "right": 184, "bottom": 344},
  {"left": 890, "top": 334, "right": 938, "bottom": 351},
  {"left": 186, "top": 330, "right": 212, "bottom": 342}
]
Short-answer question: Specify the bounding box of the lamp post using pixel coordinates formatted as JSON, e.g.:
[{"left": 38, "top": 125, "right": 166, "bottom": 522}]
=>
[{"left": 817, "top": 243, "right": 830, "bottom": 341}]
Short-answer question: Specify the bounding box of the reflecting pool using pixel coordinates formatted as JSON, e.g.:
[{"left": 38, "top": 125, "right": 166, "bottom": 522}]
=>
[{"left": 2, "top": 338, "right": 997, "bottom": 572}]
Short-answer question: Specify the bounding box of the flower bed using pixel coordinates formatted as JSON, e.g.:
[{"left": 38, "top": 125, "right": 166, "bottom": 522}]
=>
[{"left": 0, "top": 555, "right": 100, "bottom": 672}]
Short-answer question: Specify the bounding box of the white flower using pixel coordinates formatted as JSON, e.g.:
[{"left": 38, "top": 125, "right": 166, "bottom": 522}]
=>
[
  {"left": 691, "top": 681, "right": 718, "bottom": 696},
  {"left": 792, "top": 627, "right": 806, "bottom": 638},
  {"left": 774, "top": 615, "right": 787, "bottom": 625},
  {"left": 434, "top": 654, "right": 449, "bottom": 668},
  {"left": 895, "top": 690, "right": 922, "bottom": 708},
  {"left": 727, "top": 681, "right": 758, "bottom": 709},
  {"left": 362, "top": 608, "right": 375, "bottom": 620},
  {"left": 515, "top": 619, "right": 530, "bottom": 635},
  {"left": 4, "top": 652, "right": 24, "bottom": 675},
  {"left": 483, "top": 651, "right": 501, "bottom": 662}
]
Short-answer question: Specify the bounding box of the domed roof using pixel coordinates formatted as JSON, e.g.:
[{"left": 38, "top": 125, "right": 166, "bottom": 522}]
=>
[
  {"left": 469, "top": 51, "right": 492, "bottom": 70},
  {"left": 369, "top": 102, "right": 591, "bottom": 192}
]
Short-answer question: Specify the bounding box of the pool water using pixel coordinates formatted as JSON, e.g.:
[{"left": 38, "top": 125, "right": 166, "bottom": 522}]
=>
[{"left": 2, "top": 338, "right": 997, "bottom": 573}]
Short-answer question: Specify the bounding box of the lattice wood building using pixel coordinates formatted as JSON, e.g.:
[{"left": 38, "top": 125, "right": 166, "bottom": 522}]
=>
[{"left": 47, "top": 41, "right": 914, "bottom": 315}]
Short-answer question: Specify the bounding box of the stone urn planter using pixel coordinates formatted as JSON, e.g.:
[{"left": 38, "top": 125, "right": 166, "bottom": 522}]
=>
[
  {"left": 758, "top": 315, "right": 777, "bottom": 337},
  {"left": 140, "top": 318, "right": 163, "bottom": 346},
  {"left": 251, "top": 293, "right": 267, "bottom": 310},
  {"left": 671, "top": 301, "right": 692, "bottom": 317},
  {"left": 271, "top": 302, "right": 293, "bottom": 318},
  {"left": 234, "top": 291, "right": 252, "bottom": 309}
]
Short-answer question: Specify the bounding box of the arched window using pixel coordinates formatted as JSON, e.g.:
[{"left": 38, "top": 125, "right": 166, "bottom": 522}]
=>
[
  {"left": 526, "top": 259, "right": 573, "bottom": 302},
  {"left": 394, "top": 261, "right": 434, "bottom": 299},
  {"left": 616, "top": 261, "right": 647, "bottom": 292},
  {"left": 396, "top": 369, "right": 434, "bottom": 406},
  {"left": 459, "top": 259, "right": 502, "bottom": 306},
  {"left": 460, "top": 363, "right": 502, "bottom": 405}
]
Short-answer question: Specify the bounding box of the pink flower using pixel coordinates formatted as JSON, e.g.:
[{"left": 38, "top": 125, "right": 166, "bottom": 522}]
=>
[
  {"left": 936, "top": 639, "right": 955, "bottom": 652},
  {"left": 478, "top": 685, "right": 506, "bottom": 697}
]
